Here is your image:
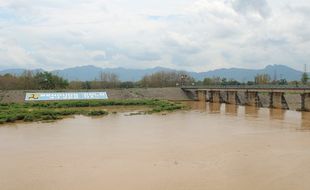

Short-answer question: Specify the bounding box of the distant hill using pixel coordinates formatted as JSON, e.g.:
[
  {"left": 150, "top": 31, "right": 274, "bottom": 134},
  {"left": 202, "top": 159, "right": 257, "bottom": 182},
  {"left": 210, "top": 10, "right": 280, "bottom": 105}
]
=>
[
  {"left": 52, "top": 65, "right": 103, "bottom": 81},
  {"left": 0, "top": 65, "right": 304, "bottom": 82},
  {"left": 190, "top": 65, "right": 303, "bottom": 82},
  {"left": 0, "top": 68, "right": 44, "bottom": 76},
  {"left": 52, "top": 65, "right": 175, "bottom": 81}
]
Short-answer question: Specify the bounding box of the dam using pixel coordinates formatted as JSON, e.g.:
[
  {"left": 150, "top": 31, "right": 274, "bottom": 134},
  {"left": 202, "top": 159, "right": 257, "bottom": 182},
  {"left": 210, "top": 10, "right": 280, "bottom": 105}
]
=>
[{"left": 182, "top": 86, "right": 310, "bottom": 111}]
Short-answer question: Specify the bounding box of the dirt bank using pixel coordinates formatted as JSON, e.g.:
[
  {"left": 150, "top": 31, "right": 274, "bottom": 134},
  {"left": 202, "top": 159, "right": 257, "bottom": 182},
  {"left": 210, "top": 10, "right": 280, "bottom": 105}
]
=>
[{"left": 0, "top": 88, "right": 191, "bottom": 103}]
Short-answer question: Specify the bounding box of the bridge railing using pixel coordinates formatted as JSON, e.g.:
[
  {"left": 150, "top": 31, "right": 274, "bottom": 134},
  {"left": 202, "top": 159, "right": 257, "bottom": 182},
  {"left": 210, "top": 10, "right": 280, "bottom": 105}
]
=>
[{"left": 181, "top": 84, "right": 310, "bottom": 90}]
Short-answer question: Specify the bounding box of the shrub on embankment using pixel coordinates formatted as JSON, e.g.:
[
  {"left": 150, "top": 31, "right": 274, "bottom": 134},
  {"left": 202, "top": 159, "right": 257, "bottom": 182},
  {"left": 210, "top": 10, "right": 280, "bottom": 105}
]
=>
[{"left": 0, "top": 99, "right": 184, "bottom": 124}]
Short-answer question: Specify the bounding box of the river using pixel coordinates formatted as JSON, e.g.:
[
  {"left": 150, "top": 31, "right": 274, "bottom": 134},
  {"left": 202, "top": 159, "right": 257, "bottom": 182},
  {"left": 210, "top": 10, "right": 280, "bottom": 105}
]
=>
[{"left": 0, "top": 102, "right": 310, "bottom": 190}]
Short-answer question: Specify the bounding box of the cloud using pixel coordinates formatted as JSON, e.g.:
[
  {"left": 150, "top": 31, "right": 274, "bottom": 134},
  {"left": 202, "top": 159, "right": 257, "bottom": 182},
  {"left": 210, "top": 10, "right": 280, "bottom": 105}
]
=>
[
  {"left": 0, "top": 39, "right": 37, "bottom": 68},
  {"left": 233, "top": 0, "right": 272, "bottom": 19},
  {"left": 0, "top": 0, "right": 309, "bottom": 72}
]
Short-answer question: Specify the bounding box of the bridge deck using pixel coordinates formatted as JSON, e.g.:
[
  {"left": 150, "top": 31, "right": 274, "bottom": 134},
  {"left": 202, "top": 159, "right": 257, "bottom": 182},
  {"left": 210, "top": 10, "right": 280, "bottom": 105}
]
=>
[{"left": 181, "top": 86, "right": 310, "bottom": 93}]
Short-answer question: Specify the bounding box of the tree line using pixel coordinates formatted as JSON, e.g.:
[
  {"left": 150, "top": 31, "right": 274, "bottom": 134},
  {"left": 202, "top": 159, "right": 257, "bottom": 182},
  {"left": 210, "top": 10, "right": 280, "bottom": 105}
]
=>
[
  {"left": 0, "top": 71, "right": 68, "bottom": 90},
  {"left": 0, "top": 70, "right": 194, "bottom": 90},
  {"left": 198, "top": 72, "right": 308, "bottom": 86},
  {"left": 0, "top": 70, "right": 309, "bottom": 90}
]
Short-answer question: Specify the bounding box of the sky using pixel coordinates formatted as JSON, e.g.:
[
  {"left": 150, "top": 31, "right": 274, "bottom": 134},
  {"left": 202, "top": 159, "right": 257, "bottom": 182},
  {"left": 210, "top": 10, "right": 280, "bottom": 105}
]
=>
[{"left": 0, "top": 0, "right": 309, "bottom": 72}]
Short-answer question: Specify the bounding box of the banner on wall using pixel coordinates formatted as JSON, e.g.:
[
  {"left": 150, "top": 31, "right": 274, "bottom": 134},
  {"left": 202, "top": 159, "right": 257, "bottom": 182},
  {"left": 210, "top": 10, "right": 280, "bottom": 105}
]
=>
[{"left": 25, "top": 92, "right": 108, "bottom": 101}]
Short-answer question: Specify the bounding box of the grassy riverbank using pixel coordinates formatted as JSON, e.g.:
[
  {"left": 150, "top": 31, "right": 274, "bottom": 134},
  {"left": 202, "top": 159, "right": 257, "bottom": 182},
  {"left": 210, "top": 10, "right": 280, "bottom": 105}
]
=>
[{"left": 0, "top": 99, "right": 184, "bottom": 124}]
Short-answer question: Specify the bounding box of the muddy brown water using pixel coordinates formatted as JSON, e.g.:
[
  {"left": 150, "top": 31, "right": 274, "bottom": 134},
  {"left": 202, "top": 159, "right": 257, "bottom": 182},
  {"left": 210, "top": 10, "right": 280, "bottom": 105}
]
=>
[{"left": 1, "top": 102, "right": 310, "bottom": 190}]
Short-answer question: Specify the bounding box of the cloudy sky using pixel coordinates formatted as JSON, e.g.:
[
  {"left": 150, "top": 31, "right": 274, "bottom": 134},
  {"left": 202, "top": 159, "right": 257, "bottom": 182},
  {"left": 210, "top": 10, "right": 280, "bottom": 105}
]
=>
[{"left": 0, "top": 0, "right": 309, "bottom": 71}]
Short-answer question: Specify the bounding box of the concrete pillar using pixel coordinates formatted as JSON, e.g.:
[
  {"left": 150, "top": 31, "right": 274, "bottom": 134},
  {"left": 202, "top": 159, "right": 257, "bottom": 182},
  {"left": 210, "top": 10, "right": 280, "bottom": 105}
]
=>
[
  {"left": 197, "top": 90, "right": 207, "bottom": 102},
  {"left": 270, "top": 92, "right": 286, "bottom": 109},
  {"left": 301, "top": 93, "right": 310, "bottom": 111},
  {"left": 227, "top": 91, "right": 237, "bottom": 104},
  {"left": 245, "top": 91, "right": 259, "bottom": 106},
  {"left": 210, "top": 91, "right": 221, "bottom": 103}
]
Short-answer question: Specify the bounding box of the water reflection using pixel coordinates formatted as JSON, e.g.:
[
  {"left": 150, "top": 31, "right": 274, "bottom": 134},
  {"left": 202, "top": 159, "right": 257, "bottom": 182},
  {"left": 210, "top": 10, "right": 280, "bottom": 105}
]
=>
[
  {"left": 301, "top": 112, "right": 310, "bottom": 130},
  {"left": 195, "top": 101, "right": 207, "bottom": 111},
  {"left": 207, "top": 103, "right": 221, "bottom": 113},
  {"left": 244, "top": 106, "right": 259, "bottom": 117},
  {"left": 269, "top": 109, "right": 286, "bottom": 120},
  {"left": 225, "top": 104, "right": 238, "bottom": 116},
  {"left": 185, "top": 101, "right": 310, "bottom": 130}
]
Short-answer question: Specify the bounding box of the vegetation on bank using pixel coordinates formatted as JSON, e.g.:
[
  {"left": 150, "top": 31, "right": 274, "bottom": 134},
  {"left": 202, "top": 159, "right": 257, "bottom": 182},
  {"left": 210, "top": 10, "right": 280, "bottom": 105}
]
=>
[
  {"left": 0, "top": 71, "right": 68, "bottom": 90},
  {"left": 0, "top": 99, "right": 184, "bottom": 124},
  {"left": 1, "top": 69, "right": 309, "bottom": 91}
]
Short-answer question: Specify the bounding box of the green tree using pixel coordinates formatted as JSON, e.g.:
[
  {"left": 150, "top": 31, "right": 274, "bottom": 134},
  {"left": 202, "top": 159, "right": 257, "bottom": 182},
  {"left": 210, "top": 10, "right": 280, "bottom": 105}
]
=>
[
  {"left": 139, "top": 71, "right": 195, "bottom": 88},
  {"left": 278, "top": 79, "right": 288, "bottom": 85},
  {"left": 203, "top": 78, "right": 213, "bottom": 85},
  {"left": 120, "top": 81, "right": 135, "bottom": 88},
  {"left": 301, "top": 72, "right": 309, "bottom": 85},
  {"left": 221, "top": 78, "right": 227, "bottom": 85},
  {"left": 226, "top": 79, "right": 240, "bottom": 85},
  {"left": 34, "top": 72, "right": 68, "bottom": 89},
  {"left": 82, "top": 81, "right": 92, "bottom": 89}
]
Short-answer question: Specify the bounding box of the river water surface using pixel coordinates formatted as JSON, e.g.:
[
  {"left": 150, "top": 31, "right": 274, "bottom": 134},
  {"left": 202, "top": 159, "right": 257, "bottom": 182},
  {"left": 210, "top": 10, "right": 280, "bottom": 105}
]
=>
[{"left": 1, "top": 102, "right": 310, "bottom": 190}]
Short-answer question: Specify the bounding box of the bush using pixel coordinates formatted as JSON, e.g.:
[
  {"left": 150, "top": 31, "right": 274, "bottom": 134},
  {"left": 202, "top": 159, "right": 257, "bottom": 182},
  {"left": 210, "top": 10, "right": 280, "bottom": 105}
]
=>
[
  {"left": 87, "top": 110, "right": 108, "bottom": 116},
  {"left": 24, "top": 115, "right": 34, "bottom": 122}
]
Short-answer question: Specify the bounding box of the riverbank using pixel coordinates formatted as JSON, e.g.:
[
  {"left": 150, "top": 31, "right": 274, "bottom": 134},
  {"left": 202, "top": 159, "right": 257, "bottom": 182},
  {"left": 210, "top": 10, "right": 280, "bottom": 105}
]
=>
[
  {"left": 0, "top": 99, "right": 185, "bottom": 124},
  {"left": 0, "top": 88, "right": 304, "bottom": 111},
  {"left": 0, "top": 88, "right": 190, "bottom": 103}
]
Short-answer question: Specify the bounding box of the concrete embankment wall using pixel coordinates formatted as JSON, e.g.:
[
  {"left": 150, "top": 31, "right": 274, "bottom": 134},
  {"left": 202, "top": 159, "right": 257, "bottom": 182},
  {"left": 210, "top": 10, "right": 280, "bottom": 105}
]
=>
[{"left": 0, "top": 88, "right": 191, "bottom": 103}]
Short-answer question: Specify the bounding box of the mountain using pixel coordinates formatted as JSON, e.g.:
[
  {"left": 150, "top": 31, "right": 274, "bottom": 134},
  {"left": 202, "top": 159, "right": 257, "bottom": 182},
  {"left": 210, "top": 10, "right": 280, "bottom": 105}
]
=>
[
  {"left": 0, "top": 64, "right": 304, "bottom": 82},
  {"left": 101, "top": 67, "right": 174, "bottom": 81},
  {"left": 190, "top": 65, "right": 303, "bottom": 82},
  {"left": 52, "top": 65, "right": 103, "bottom": 81},
  {"left": 0, "top": 68, "right": 44, "bottom": 76},
  {"left": 52, "top": 65, "right": 175, "bottom": 81}
]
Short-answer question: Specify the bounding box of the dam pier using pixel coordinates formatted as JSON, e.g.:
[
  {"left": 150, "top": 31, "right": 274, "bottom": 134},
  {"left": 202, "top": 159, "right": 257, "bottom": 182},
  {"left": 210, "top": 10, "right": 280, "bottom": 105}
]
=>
[{"left": 183, "top": 86, "right": 310, "bottom": 111}]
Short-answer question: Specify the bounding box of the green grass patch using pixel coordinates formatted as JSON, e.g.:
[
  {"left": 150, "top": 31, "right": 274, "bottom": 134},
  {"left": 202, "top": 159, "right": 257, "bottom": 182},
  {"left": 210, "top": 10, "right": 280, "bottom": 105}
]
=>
[
  {"left": 87, "top": 110, "right": 109, "bottom": 116},
  {"left": 0, "top": 99, "right": 184, "bottom": 124}
]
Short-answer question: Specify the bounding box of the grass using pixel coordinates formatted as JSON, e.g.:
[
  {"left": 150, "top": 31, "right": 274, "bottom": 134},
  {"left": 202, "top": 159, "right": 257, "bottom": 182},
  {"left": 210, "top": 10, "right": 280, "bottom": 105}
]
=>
[
  {"left": 87, "top": 110, "right": 109, "bottom": 116},
  {"left": 0, "top": 99, "right": 184, "bottom": 124}
]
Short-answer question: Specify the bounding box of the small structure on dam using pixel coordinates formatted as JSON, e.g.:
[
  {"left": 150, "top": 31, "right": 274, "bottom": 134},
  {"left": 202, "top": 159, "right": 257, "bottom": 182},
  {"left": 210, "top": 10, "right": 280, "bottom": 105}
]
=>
[{"left": 182, "top": 86, "right": 310, "bottom": 111}]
